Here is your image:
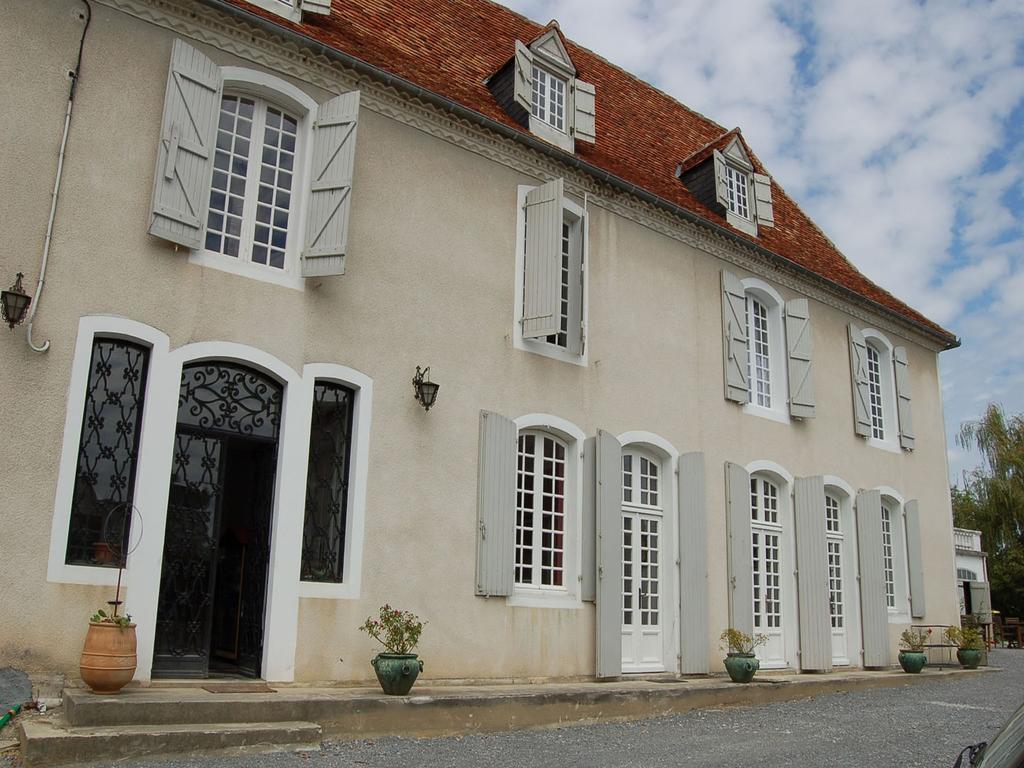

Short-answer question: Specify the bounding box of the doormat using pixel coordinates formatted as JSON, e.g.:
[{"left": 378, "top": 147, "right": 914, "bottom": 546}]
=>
[{"left": 202, "top": 683, "right": 276, "bottom": 694}]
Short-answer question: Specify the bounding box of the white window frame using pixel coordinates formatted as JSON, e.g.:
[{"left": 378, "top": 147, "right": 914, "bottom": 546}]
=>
[
  {"left": 513, "top": 185, "right": 588, "bottom": 367},
  {"left": 189, "top": 68, "right": 317, "bottom": 292},
  {"left": 877, "top": 487, "right": 911, "bottom": 621},
  {"left": 823, "top": 476, "right": 861, "bottom": 667},
  {"left": 530, "top": 65, "right": 568, "bottom": 134},
  {"left": 508, "top": 413, "right": 585, "bottom": 609},
  {"left": 720, "top": 147, "right": 757, "bottom": 237},
  {"left": 243, "top": 0, "right": 302, "bottom": 23},
  {"left": 861, "top": 329, "right": 900, "bottom": 453},
  {"left": 724, "top": 163, "right": 751, "bottom": 220},
  {"left": 525, "top": 50, "right": 576, "bottom": 154},
  {"left": 740, "top": 278, "right": 789, "bottom": 424}
]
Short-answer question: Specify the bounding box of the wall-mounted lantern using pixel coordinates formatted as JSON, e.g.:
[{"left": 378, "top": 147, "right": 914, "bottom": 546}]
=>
[
  {"left": 412, "top": 366, "right": 439, "bottom": 412},
  {"left": 1, "top": 273, "right": 32, "bottom": 330}
]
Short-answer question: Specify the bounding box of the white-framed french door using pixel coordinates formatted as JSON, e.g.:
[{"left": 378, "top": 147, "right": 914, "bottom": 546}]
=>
[
  {"left": 621, "top": 450, "right": 665, "bottom": 672},
  {"left": 751, "top": 476, "right": 786, "bottom": 668},
  {"left": 825, "top": 493, "right": 850, "bottom": 665}
]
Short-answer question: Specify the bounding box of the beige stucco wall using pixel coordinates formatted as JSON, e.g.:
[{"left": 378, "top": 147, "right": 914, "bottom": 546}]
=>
[{"left": 0, "top": 0, "right": 958, "bottom": 683}]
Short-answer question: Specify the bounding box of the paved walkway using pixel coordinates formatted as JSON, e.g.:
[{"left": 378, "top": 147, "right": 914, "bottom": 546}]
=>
[{"left": 5, "top": 651, "right": 1023, "bottom": 767}]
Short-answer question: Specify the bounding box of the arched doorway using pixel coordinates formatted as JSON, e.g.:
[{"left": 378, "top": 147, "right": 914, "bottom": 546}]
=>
[{"left": 152, "top": 362, "right": 282, "bottom": 678}]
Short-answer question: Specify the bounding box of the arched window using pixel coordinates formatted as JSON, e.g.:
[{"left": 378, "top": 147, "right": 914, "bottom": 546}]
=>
[
  {"left": 881, "top": 501, "right": 897, "bottom": 608},
  {"left": 750, "top": 476, "right": 782, "bottom": 632},
  {"left": 621, "top": 447, "right": 664, "bottom": 671},
  {"left": 515, "top": 430, "right": 568, "bottom": 588},
  {"left": 825, "top": 492, "right": 844, "bottom": 631},
  {"left": 741, "top": 278, "right": 788, "bottom": 420}
]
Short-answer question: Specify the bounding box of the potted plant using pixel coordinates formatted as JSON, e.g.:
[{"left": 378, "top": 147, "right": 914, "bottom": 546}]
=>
[
  {"left": 360, "top": 605, "right": 426, "bottom": 695},
  {"left": 945, "top": 624, "right": 984, "bottom": 669},
  {"left": 898, "top": 627, "right": 931, "bottom": 673},
  {"left": 720, "top": 628, "right": 768, "bottom": 683},
  {"left": 80, "top": 608, "right": 137, "bottom": 694}
]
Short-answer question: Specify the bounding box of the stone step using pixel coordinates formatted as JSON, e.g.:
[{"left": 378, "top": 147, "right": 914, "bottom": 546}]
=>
[{"left": 20, "top": 719, "right": 322, "bottom": 767}]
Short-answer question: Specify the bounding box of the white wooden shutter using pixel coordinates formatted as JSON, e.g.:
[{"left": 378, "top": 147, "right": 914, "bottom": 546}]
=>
[
  {"left": 475, "top": 411, "right": 516, "bottom": 597},
  {"left": 513, "top": 40, "right": 534, "bottom": 112},
  {"left": 712, "top": 150, "right": 730, "bottom": 209},
  {"left": 572, "top": 79, "right": 596, "bottom": 144},
  {"left": 856, "top": 489, "right": 889, "bottom": 668},
  {"left": 522, "top": 178, "right": 563, "bottom": 339},
  {"left": 969, "top": 581, "right": 991, "bottom": 623},
  {"left": 785, "top": 298, "right": 815, "bottom": 419},
  {"left": 148, "top": 39, "right": 222, "bottom": 250},
  {"left": 581, "top": 436, "right": 597, "bottom": 602},
  {"left": 848, "top": 325, "right": 872, "bottom": 437},
  {"left": 301, "top": 0, "right": 332, "bottom": 15},
  {"left": 752, "top": 172, "right": 774, "bottom": 227},
  {"left": 794, "top": 476, "right": 831, "bottom": 671},
  {"left": 302, "top": 91, "right": 360, "bottom": 278},
  {"left": 721, "top": 270, "right": 749, "bottom": 403},
  {"left": 904, "top": 500, "right": 926, "bottom": 619},
  {"left": 893, "top": 346, "right": 915, "bottom": 450},
  {"left": 595, "top": 429, "right": 622, "bottom": 678},
  {"left": 679, "top": 453, "right": 709, "bottom": 674},
  {"left": 725, "top": 462, "right": 753, "bottom": 637}
]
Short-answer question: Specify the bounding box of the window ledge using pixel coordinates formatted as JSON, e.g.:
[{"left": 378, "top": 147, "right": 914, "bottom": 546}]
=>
[
  {"left": 298, "top": 580, "right": 359, "bottom": 600},
  {"left": 244, "top": 0, "right": 302, "bottom": 22},
  {"left": 190, "top": 249, "right": 305, "bottom": 291},
  {"left": 726, "top": 209, "right": 757, "bottom": 237},
  {"left": 507, "top": 589, "right": 583, "bottom": 609},
  {"left": 527, "top": 115, "right": 574, "bottom": 153},
  {"left": 866, "top": 436, "right": 902, "bottom": 454},
  {"left": 514, "top": 337, "right": 587, "bottom": 367},
  {"left": 742, "top": 402, "right": 790, "bottom": 425}
]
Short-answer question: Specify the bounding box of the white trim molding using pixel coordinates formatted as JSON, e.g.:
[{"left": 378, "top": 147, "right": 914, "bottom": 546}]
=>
[
  {"left": 875, "top": 486, "right": 911, "bottom": 623},
  {"left": 744, "top": 459, "right": 795, "bottom": 487},
  {"left": 861, "top": 329, "right": 901, "bottom": 453},
  {"left": 740, "top": 277, "right": 790, "bottom": 424}
]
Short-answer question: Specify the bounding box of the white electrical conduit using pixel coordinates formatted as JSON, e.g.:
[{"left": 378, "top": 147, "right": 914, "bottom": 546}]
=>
[{"left": 27, "top": 0, "right": 91, "bottom": 354}]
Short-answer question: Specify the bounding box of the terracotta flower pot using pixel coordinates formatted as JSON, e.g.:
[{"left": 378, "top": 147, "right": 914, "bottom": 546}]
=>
[{"left": 80, "top": 622, "right": 137, "bottom": 694}]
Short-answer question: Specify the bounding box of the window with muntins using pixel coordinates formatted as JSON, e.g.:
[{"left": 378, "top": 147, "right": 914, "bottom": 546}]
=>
[
  {"left": 881, "top": 504, "right": 896, "bottom": 608},
  {"left": 621, "top": 450, "right": 662, "bottom": 631},
  {"left": 746, "top": 297, "right": 771, "bottom": 408},
  {"left": 725, "top": 164, "right": 750, "bottom": 219},
  {"left": 546, "top": 221, "right": 574, "bottom": 347},
  {"left": 66, "top": 339, "right": 150, "bottom": 566},
  {"left": 206, "top": 94, "right": 300, "bottom": 271},
  {"left": 825, "top": 494, "right": 844, "bottom": 630},
  {"left": 866, "top": 344, "right": 885, "bottom": 440},
  {"left": 957, "top": 567, "right": 978, "bottom": 581},
  {"left": 300, "top": 381, "right": 355, "bottom": 583},
  {"left": 750, "top": 478, "right": 781, "bottom": 629},
  {"left": 515, "top": 431, "right": 567, "bottom": 588},
  {"left": 530, "top": 66, "right": 566, "bottom": 132}
]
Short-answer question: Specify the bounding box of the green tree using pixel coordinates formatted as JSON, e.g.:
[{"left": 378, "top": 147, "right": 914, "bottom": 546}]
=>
[{"left": 954, "top": 404, "right": 1024, "bottom": 617}]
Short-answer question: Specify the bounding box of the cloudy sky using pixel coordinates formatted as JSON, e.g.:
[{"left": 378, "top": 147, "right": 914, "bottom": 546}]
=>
[{"left": 504, "top": 0, "right": 1024, "bottom": 483}]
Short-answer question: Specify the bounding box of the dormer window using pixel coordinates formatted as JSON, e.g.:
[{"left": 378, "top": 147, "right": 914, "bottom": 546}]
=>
[
  {"left": 724, "top": 164, "right": 750, "bottom": 220},
  {"left": 487, "top": 27, "right": 596, "bottom": 154}
]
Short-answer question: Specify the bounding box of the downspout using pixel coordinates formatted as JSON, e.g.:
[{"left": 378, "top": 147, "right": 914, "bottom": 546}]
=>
[
  {"left": 197, "top": 0, "right": 959, "bottom": 351},
  {"left": 27, "top": 0, "right": 92, "bottom": 354}
]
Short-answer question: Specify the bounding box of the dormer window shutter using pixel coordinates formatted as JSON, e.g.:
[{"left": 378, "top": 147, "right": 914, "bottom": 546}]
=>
[
  {"left": 513, "top": 40, "right": 534, "bottom": 113},
  {"left": 893, "top": 346, "right": 915, "bottom": 450},
  {"left": 712, "top": 150, "right": 731, "bottom": 210},
  {"left": 572, "top": 79, "right": 596, "bottom": 144},
  {"left": 302, "top": 90, "right": 360, "bottom": 278},
  {"left": 149, "top": 39, "right": 223, "bottom": 250},
  {"left": 752, "top": 172, "right": 775, "bottom": 227},
  {"left": 521, "top": 178, "right": 564, "bottom": 339}
]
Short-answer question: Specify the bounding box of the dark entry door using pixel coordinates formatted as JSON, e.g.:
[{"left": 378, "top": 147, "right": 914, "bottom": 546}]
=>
[{"left": 152, "top": 362, "right": 282, "bottom": 679}]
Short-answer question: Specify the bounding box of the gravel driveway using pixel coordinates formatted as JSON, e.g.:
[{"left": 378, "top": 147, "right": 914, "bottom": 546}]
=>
[{"left": 6, "top": 650, "right": 1023, "bottom": 768}]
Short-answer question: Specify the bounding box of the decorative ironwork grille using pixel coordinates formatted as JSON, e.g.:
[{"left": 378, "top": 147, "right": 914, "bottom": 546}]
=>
[
  {"left": 300, "top": 382, "right": 355, "bottom": 582},
  {"left": 177, "top": 362, "right": 282, "bottom": 439},
  {"left": 66, "top": 339, "right": 150, "bottom": 566}
]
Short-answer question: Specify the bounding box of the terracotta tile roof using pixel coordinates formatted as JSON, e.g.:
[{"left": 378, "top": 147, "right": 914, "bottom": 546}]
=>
[{"left": 221, "top": 0, "right": 956, "bottom": 346}]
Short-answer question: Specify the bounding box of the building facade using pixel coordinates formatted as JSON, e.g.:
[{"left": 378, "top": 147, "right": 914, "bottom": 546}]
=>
[{"left": 0, "top": 0, "right": 960, "bottom": 684}]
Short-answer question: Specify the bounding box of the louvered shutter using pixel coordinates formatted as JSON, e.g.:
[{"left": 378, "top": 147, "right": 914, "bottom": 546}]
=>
[
  {"left": 721, "top": 270, "right": 749, "bottom": 403},
  {"left": 595, "top": 429, "right": 622, "bottom": 678},
  {"left": 712, "top": 150, "right": 730, "bottom": 209},
  {"left": 785, "top": 299, "right": 815, "bottom": 419},
  {"left": 513, "top": 40, "right": 534, "bottom": 112},
  {"left": 522, "top": 178, "right": 563, "bottom": 339},
  {"left": 904, "top": 500, "right": 926, "bottom": 619},
  {"left": 969, "top": 581, "right": 991, "bottom": 623},
  {"left": 679, "top": 453, "right": 709, "bottom": 674},
  {"left": 572, "top": 79, "right": 596, "bottom": 144},
  {"left": 848, "top": 325, "right": 872, "bottom": 437},
  {"left": 581, "top": 436, "right": 597, "bottom": 602},
  {"left": 856, "top": 489, "right": 889, "bottom": 668},
  {"left": 302, "top": 91, "right": 360, "bottom": 278},
  {"left": 148, "top": 39, "right": 222, "bottom": 249},
  {"left": 752, "top": 172, "right": 774, "bottom": 227},
  {"left": 725, "top": 462, "right": 753, "bottom": 637},
  {"left": 475, "top": 411, "right": 516, "bottom": 597},
  {"left": 893, "top": 346, "right": 915, "bottom": 450},
  {"left": 794, "top": 476, "right": 831, "bottom": 671}
]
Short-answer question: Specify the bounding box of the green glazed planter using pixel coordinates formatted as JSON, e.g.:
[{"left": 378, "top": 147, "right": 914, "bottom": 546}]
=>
[
  {"left": 723, "top": 653, "right": 759, "bottom": 683},
  {"left": 371, "top": 653, "right": 424, "bottom": 695},
  {"left": 956, "top": 648, "right": 982, "bottom": 670},
  {"left": 898, "top": 650, "right": 927, "bottom": 673}
]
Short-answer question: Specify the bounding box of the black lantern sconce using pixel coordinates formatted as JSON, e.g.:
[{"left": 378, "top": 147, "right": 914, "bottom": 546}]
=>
[
  {"left": 1, "top": 273, "right": 32, "bottom": 330},
  {"left": 412, "top": 366, "right": 440, "bottom": 412}
]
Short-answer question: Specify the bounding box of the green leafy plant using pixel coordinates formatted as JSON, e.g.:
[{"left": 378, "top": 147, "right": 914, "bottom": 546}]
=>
[
  {"left": 899, "top": 627, "right": 932, "bottom": 652},
  {"left": 945, "top": 624, "right": 984, "bottom": 650},
  {"left": 90, "top": 608, "right": 133, "bottom": 628},
  {"left": 359, "top": 605, "right": 425, "bottom": 655},
  {"left": 719, "top": 628, "right": 769, "bottom": 655}
]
